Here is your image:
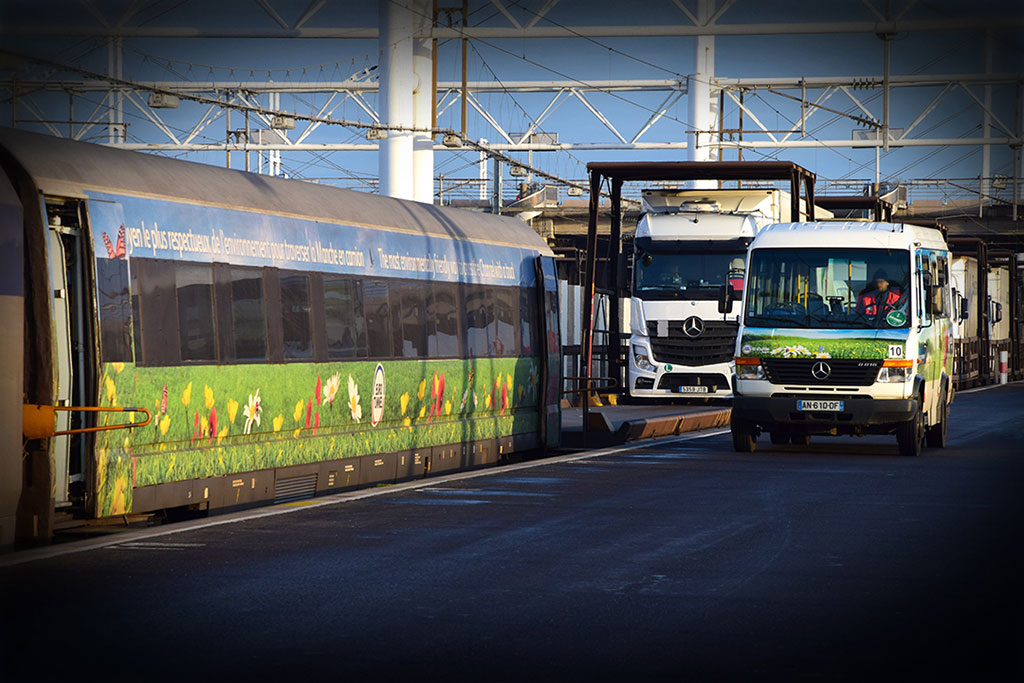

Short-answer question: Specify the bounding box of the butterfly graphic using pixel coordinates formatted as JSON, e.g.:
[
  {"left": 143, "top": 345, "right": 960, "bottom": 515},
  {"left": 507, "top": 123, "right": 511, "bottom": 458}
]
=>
[{"left": 101, "top": 225, "right": 127, "bottom": 260}]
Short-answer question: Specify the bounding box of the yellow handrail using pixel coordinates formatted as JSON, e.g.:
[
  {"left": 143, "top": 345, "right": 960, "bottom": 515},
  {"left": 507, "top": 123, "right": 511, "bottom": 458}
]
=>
[{"left": 23, "top": 404, "right": 152, "bottom": 439}]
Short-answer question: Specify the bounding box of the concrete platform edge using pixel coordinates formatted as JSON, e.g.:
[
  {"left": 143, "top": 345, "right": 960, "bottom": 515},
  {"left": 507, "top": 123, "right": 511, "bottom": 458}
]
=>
[{"left": 618, "top": 408, "right": 732, "bottom": 442}]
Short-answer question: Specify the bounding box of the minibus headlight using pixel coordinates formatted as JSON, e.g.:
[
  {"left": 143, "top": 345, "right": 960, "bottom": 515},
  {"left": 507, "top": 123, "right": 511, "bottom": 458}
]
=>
[
  {"left": 734, "top": 357, "right": 765, "bottom": 380},
  {"left": 877, "top": 360, "right": 913, "bottom": 383}
]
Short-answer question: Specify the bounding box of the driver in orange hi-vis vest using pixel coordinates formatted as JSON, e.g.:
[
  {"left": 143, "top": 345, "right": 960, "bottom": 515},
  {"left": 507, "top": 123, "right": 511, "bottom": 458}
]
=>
[{"left": 856, "top": 269, "right": 903, "bottom": 317}]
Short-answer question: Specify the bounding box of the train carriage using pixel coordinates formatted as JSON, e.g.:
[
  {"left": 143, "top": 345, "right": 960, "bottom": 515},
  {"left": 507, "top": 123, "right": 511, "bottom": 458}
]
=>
[{"left": 0, "top": 128, "right": 560, "bottom": 545}]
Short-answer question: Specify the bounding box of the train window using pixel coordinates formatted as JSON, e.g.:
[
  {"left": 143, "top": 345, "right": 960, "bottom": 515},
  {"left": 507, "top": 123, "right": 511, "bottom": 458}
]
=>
[
  {"left": 281, "top": 273, "right": 313, "bottom": 360},
  {"left": 519, "top": 287, "right": 536, "bottom": 356},
  {"left": 395, "top": 280, "right": 428, "bottom": 358},
  {"left": 230, "top": 267, "right": 268, "bottom": 361},
  {"left": 133, "top": 259, "right": 178, "bottom": 365},
  {"left": 493, "top": 287, "right": 516, "bottom": 357},
  {"left": 175, "top": 263, "right": 217, "bottom": 362},
  {"left": 324, "top": 276, "right": 367, "bottom": 359},
  {"left": 364, "top": 279, "right": 393, "bottom": 358},
  {"left": 429, "top": 281, "right": 460, "bottom": 358},
  {"left": 464, "top": 285, "right": 493, "bottom": 358},
  {"left": 95, "top": 258, "right": 133, "bottom": 362}
]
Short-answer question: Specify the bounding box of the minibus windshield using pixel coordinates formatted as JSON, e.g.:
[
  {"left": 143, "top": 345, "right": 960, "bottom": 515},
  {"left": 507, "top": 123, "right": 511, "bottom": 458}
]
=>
[{"left": 744, "top": 247, "right": 911, "bottom": 329}]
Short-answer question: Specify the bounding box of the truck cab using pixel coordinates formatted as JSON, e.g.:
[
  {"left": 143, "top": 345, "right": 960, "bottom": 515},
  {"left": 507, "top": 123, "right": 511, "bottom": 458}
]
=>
[{"left": 628, "top": 189, "right": 827, "bottom": 400}]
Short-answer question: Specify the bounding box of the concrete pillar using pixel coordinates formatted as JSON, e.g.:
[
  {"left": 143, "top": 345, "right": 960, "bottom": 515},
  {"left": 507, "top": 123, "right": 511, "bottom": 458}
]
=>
[
  {"left": 411, "top": 0, "right": 434, "bottom": 204},
  {"left": 478, "top": 139, "right": 489, "bottom": 200},
  {"left": 688, "top": 0, "right": 715, "bottom": 188},
  {"left": 980, "top": 30, "right": 993, "bottom": 217},
  {"left": 378, "top": 0, "right": 415, "bottom": 200}
]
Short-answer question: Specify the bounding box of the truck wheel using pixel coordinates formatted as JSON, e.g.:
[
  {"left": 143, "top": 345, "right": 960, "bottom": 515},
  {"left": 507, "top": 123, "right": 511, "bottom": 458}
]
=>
[
  {"left": 769, "top": 430, "right": 789, "bottom": 445},
  {"left": 896, "top": 404, "right": 924, "bottom": 457},
  {"left": 925, "top": 391, "right": 948, "bottom": 448},
  {"left": 731, "top": 418, "right": 757, "bottom": 453},
  {"left": 790, "top": 433, "right": 811, "bottom": 446}
]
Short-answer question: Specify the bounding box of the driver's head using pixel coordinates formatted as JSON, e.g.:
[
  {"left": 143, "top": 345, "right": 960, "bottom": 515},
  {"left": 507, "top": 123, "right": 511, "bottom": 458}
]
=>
[{"left": 871, "top": 269, "right": 890, "bottom": 291}]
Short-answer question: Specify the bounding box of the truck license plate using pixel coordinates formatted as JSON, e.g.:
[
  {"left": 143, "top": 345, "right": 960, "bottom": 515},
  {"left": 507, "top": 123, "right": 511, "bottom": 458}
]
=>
[
  {"left": 797, "top": 400, "right": 844, "bottom": 411},
  {"left": 678, "top": 385, "right": 710, "bottom": 394}
]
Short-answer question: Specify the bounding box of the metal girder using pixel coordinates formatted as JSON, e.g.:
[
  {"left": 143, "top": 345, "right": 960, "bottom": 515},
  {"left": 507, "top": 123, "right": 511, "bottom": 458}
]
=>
[
  {"left": 6, "top": 17, "right": 1022, "bottom": 38},
  {"left": 2, "top": 79, "right": 688, "bottom": 93},
  {"left": 724, "top": 90, "right": 777, "bottom": 143},
  {"left": 99, "top": 136, "right": 1021, "bottom": 153}
]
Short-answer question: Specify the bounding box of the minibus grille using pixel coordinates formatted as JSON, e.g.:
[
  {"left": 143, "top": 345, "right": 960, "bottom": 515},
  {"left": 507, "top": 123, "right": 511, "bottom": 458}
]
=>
[
  {"left": 761, "top": 358, "right": 882, "bottom": 386},
  {"left": 646, "top": 320, "right": 737, "bottom": 366}
]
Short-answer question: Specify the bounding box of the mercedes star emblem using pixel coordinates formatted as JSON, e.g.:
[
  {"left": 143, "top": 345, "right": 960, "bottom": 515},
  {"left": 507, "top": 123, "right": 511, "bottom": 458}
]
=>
[
  {"left": 811, "top": 361, "right": 832, "bottom": 380},
  {"left": 682, "top": 316, "right": 705, "bottom": 338}
]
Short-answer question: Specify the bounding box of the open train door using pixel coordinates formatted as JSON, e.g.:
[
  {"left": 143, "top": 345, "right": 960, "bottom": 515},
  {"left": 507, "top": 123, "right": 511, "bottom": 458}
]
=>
[
  {"left": 44, "top": 196, "right": 105, "bottom": 513},
  {"left": 536, "top": 255, "right": 561, "bottom": 450}
]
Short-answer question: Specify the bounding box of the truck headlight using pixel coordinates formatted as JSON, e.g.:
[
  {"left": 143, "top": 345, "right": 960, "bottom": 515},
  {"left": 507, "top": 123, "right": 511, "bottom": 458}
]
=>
[
  {"left": 877, "top": 360, "right": 913, "bottom": 383},
  {"left": 734, "top": 357, "right": 765, "bottom": 380},
  {"left": 633, "top": 345, "right": 657, "bottom": 372}
]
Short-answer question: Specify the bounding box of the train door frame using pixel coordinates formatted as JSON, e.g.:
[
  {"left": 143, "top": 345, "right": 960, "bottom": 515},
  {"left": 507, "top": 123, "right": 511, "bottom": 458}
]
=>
[
  {"left": 536, "top": 255, "right": 561, "bottom": 450},
  {"left": 43, "top": 196, "right": 97, "bottom": 511}
]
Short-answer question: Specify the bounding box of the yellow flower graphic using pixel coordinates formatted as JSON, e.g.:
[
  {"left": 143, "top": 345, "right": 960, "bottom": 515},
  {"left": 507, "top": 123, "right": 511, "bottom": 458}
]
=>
[
  {"left": 444, "top": 400, "right": 452, "bottom": 416},
  {"left": 348, "top": 375, "right": 362, "bottom": 423},
  {"left": 418, "top": 406, "right": 425, "bottom": 418},
  {"left": 273, "top": 414, "right": 284, "bottom": 432},
  {"left": 293, "top": 399, "right": 304, "bottom": 424},
  {"left": 217, "top": 426, "right": 228, "bottom": 444},
  {"left": 485, "top": 394, "right": 492, "bottom": 409},
  {"left": 112, "top": 362, "right": 124, "bottom": 374},
  {"left": 200, "top": 415, "right": 209, "bottom": 436},
  {"left": 400, "top": 392, "right": 410, "bottom": 415},
  {"left": 293, "top": 427, "right": 301, "bottom": 438},
  {"left": 182, "top": 381, "right": 192, "bottom": 407},
  {"left": 110, "top": 475, "right": 128, "bottom": 514},
  {"left": 403, "top": 417, "right": 411, "bottom": 427},
  {"left": 159, "top": 414, "right": 171, "bottom": 435},
  {"left": 227, "top": 398, "right": 239, "bottom": 424},
  {"left": 417, "top": 379, "right": 427, "bottom": 400},
  {"left": 104, "top": 377, "right": 116, "bottom": 402},
  {"left": 322, "top": 372, "right": 341, "bottom": 406},
  {"left": 204, "top": 385, "right": 214, "bottom": 410}
]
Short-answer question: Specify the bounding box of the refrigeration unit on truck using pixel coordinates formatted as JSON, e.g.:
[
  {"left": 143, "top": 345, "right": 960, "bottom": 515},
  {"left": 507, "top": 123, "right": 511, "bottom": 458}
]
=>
[
  {"left": 730, "top": 221, "right": 956, "bottom": 457},
  {"left": 628, "top": 188, "right": 830, "bottom": 400}
]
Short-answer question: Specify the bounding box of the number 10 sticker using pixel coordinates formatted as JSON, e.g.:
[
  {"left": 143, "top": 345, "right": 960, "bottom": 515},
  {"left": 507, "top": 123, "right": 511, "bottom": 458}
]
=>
[{"left": 887, "top": 344, "right": 905, "bottom": 359}]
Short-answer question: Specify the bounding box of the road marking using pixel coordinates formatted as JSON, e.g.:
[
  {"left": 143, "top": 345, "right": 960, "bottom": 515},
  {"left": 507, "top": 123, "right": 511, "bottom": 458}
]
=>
[
  {"left": 0, "top": 428, "right": 729, "bottom": 568},
  {"left": 109, "top": 541, "right": 207, "bottom": 550}
]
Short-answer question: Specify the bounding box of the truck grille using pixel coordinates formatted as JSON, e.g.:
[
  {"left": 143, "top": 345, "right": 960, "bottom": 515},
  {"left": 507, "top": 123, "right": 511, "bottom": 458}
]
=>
[
  {"left": 761, "top": 358, "right": 882, "bottom": 386},
  {"left": 646, "top": 320, "right": 737, "bottom": 366}
]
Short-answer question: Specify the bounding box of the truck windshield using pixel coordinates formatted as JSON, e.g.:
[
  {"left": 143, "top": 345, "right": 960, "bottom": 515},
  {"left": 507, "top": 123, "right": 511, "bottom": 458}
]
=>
[
  {"left": 744, "top": 247, "right": 911, "bottom": 329},
  {"left": 633, "top": 249, "right": 745, "bottom": 301}
]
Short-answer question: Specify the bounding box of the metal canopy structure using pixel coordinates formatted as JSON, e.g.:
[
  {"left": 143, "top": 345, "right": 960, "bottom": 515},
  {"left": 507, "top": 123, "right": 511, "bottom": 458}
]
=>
[
  {"left": 577, "top": 159, "right": 818, "bottom": 441},
  {"left": 815, "top": 195, "right": 894, "bottom": 222},
  {"left": 0, "top": 0, "right": 1020, "bottom": 211}
]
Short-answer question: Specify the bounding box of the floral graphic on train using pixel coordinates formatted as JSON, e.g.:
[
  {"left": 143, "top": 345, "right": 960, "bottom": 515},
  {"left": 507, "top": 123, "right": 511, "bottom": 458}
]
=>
[{"left": 92, "top": 357, "right": 541, "bottom": 516}]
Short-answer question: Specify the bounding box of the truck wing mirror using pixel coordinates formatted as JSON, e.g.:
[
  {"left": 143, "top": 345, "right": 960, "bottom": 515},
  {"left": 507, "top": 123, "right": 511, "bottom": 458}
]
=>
[{"left": 718, "top": 283, "right": 735, "bottom": 314}]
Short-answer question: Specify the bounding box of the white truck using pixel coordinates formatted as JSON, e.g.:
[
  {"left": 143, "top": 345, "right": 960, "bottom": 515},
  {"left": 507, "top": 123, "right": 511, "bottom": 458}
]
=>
[
  {"left": 730, "top": 221, "right": 957, "bottom": 457},
  {"left": 628, "top": 188, "right": 828, "bottom": 399}
]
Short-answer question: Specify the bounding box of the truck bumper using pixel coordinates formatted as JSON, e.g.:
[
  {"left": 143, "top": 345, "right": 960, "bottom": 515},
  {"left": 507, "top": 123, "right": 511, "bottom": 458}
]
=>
[{"left": 732, "top": 396, "right": 918, "bottom": 433}]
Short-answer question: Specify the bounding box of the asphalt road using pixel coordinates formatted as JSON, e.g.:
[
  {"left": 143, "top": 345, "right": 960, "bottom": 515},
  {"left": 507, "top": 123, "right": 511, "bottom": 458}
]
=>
[{"left": 3, "top": 384, "right": 1023, "bottom": 682}]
